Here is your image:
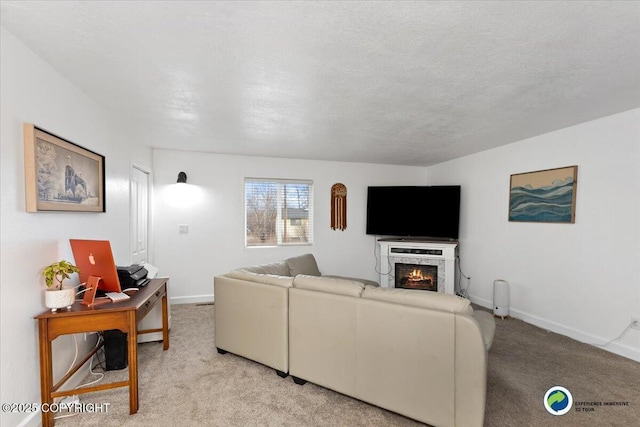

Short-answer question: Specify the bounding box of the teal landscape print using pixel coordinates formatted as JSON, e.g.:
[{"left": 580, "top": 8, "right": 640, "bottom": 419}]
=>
[{"left": 509, "top": 166, "right": 578, "bottom": 223}]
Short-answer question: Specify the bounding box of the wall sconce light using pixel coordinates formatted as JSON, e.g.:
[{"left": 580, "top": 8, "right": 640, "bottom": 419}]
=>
[{"left": 177, "top": 172, "right": 187, "bottom": 183}]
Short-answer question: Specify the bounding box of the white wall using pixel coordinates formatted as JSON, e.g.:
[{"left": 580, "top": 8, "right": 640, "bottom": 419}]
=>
[
  {"left": 0, "top": 28, "right": 151, "bottom": 426},
  {"left": 426, "top": 109, "right": 640, "bottom": 361},
  {"left": 152, "top": 149, "right": 427, "bottom": 303}
]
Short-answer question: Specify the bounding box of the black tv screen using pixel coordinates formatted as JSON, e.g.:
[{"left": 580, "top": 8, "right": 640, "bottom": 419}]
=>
[{"left": 366, "top": 186, "right": 461, "bottom": 240}]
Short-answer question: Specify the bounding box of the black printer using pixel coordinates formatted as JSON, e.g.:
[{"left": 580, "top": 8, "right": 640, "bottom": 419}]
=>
[{"left": 116, "top": 264, "right": 149, "bottom": 289}]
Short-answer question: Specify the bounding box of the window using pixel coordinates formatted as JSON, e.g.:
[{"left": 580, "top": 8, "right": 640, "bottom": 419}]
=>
[{"left": 245, "top": 178, "right": 313, "bottom": 247}]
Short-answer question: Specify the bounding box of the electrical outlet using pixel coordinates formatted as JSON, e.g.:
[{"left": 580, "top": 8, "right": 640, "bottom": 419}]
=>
[
  {"left": 179, "top": 224, "right": 189, "bottom": 234},
  {"left": 631, "top": 316, "right": 640, "bottom": 330}
]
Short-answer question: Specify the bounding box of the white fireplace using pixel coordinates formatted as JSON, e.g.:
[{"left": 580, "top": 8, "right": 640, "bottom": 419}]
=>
[{"left": 378, "top": 239, "right": 459, "bottom": 295}]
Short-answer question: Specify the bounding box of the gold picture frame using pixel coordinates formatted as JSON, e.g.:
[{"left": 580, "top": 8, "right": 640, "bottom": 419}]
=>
[
  {"left": 508, "top": 165, "right": 578, "bottom": 223},
  {"left": 24, "top": 123, "right": 105, "bottom": 212}
]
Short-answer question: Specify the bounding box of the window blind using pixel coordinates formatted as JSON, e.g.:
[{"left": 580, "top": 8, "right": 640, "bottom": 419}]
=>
[{"left": 245, "top": 178, "right": 313, "bottom": 247}]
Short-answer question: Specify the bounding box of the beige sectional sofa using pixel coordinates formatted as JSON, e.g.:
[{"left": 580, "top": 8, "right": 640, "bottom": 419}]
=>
[
  {"left": 214, "top": 254, "right": 495, "bottom": 426},
  {"left": 213, "top": 254, "right": 376, "bottom": 376}
]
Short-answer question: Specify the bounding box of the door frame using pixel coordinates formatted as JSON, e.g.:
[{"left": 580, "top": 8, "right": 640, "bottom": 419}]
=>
[{"left": 130, "top": 163, "right": 153, "bottom": 265}]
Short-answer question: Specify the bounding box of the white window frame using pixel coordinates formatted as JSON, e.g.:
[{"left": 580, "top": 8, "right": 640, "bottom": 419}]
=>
[{"left": 244, "top": 178, "right": 313, "bottom": 247}]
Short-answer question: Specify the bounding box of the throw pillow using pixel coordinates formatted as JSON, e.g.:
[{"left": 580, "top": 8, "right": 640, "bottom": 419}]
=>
[{"left": 284, "top": 253, "right": 321, "bottom": 277}]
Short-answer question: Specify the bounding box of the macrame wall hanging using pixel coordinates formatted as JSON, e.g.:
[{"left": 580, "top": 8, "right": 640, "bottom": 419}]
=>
[{"left": 331, "top": 183, "right": 347, "bottom": 231}]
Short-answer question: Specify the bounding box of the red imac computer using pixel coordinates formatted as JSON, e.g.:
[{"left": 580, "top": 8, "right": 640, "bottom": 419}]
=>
[{"left": 70, "top": 239, "right": 122, "bottom": 306}]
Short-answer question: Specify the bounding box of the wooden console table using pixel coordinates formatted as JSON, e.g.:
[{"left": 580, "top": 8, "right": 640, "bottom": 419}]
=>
[{"left": 34, "top": 277, "right": 170, "bottom": 427}]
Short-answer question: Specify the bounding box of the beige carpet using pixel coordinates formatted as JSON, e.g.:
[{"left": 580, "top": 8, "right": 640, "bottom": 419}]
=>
[{"left": 54, "top": 304, "right": 640, "bottom": 426}]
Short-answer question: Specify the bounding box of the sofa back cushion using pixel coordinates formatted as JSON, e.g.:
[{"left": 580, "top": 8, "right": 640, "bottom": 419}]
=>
[
  {"left": 226, "top": 269, "right": 294, "bottom": 288},
  {"left": 242, "top": 261, "right": 290, "bottom": 276},
  {"left": 356, "top": 297, "right": 457, "bottom": 426},
  {"left": 285, "top": 254, "right": 321, "bottom": 276},
  {"left": 323, "top": 275, "right": 380, "bottom": 288},
  {"left": 214, "top": 275, "right": 290, "bottom": 373},
  {"left": 361, "top": 287, "right": 473, "bottom": 314},
  {"left": 293, "top": 275, "right": 365, "bottom": 297}
]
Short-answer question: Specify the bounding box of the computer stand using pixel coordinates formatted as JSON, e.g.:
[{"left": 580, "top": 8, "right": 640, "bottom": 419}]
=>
[{"left": 81, "top": 276, "right": 109, "bottom": 306}]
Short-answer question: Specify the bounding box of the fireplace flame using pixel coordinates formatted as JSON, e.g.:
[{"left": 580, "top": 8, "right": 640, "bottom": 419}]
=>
[
  {"left": 408, "top": 269, "right": 425, "bottom": 282},
  {"left": 396, "top": 263, "right": 437, "bottom": 290}
]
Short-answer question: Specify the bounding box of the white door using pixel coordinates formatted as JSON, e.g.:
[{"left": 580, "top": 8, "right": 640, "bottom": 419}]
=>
[
  {"left": 132, "top": 165, "right": 168, "bottom": 343},
  {"left": 131, "top": 166, "right": 150, "bottom": 265}
]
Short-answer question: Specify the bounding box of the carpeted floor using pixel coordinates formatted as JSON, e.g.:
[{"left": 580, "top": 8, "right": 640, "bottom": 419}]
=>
[{"left": 55, "top": 303, "right": 640, "bottom": 426}]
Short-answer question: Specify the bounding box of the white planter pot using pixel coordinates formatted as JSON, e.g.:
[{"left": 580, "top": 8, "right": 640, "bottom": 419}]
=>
[{"left": 44, "top": 287, "right": 76, "bottom": 312}]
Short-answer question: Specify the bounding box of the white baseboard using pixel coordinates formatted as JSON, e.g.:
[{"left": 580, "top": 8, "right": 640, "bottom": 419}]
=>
[
  {"left": 16, "top": 411, "right": 39, "bottom": 427},
  {"left": 469, "top": 295, "right": 492, "bottom": 311},
  {"left": 170, "top": 294, "right": 214, "bottom": 305},
  {"left": 469, "top": 295, "right": 640, "bottom": 363}
]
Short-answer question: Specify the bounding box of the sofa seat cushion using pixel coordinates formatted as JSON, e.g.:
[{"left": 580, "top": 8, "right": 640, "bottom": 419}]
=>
[
  {"left": 361, "top": 287, "right": 473, "bottom": 314},
  {"left": 293, "top": 275, "right": 365, "bottom": 297},
  {"left": 226, "top": 270, "right": 294, "bottom": 288},
  {"left": 323, "top": 275, "right": 379, "bottom": 288},
  {"left": 285, "top": 254, "right": 321, "bottom": 277},
  {"left": 242, "top": 261, "right": 290, "bottom": 276},
  {"left": 472, "top": 310, "right": 496, "bottom": 350}
]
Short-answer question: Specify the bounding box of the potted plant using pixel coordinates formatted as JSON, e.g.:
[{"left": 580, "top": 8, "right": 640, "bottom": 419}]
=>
[{"left": 42, "top": 260, "right": 80, "bottom": 311}]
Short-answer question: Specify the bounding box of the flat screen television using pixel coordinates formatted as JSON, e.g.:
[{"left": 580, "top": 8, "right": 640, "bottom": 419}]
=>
[{"left": 366, "top": 185, "right": 461, "bottom": 240}]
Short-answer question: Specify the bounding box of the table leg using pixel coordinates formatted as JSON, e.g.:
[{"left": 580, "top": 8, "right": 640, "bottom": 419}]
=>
[
  {"left": 127, "top": 312, "right": 138, "bottom": 414},
  {"left": 38, "top": 319, "right": 55, "bottom": 427},
  {"left": 162, "top": 294, "right": 169, "bottom": 350}
]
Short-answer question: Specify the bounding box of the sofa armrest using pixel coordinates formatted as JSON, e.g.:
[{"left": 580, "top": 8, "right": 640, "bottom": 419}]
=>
[{"left": 472, "top": 310, "right": 496, "bottom": 351}]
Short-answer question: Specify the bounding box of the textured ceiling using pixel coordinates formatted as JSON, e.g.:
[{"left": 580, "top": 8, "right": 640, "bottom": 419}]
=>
[{"left": 2, "top": 1, "right": 639, "bottom": 166}]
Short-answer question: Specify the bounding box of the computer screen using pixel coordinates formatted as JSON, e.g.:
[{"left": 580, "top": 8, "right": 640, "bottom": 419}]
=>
[{"left": 69, "top": 239, "right": 122, "bottom": 293}]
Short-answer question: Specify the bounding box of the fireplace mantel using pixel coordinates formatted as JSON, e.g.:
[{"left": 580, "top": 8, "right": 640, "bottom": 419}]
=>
[{"left": 378, "top": 239, "right": 459, "bottom": 295}]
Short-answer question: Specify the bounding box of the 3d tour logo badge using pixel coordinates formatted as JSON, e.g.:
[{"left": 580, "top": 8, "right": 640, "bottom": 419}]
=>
[{"left": 544, "top": 386, "right": 573, "bottom": 415}]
